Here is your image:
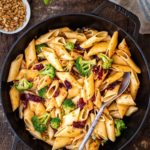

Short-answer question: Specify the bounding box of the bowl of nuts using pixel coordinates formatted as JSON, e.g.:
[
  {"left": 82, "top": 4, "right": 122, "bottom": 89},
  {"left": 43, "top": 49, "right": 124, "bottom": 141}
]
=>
[{"left": 0, "top": 0, "right": 31, "bottom": 34}]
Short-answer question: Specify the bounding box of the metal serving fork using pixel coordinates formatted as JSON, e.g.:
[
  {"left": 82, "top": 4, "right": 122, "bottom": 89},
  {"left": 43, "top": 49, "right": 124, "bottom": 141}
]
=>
[{"left": 79, "top": 72, "right": 131, "bottom": 150}]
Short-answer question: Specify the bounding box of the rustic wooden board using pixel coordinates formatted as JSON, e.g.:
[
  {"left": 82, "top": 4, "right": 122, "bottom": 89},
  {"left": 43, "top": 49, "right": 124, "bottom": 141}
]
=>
[{"left": 0, "top": 0, "right": 150, "bottom": 149}]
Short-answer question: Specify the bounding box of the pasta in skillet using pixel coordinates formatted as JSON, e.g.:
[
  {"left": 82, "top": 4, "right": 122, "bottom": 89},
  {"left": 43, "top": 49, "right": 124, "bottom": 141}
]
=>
[{"left": 8, "top": 27, "right": 141, "bottom": 150}]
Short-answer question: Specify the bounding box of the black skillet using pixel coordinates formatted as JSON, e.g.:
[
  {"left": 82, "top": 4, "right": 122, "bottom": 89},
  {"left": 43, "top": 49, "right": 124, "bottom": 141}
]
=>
[{"left": 0, "top": 0, "right": 150, "bottom": 150}]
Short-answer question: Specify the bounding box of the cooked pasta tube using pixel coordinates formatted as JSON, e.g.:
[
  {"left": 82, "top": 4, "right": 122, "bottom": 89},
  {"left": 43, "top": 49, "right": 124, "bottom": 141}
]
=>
[
  {"left": 64, "top": 31, "right": 87, "bottom": 42},
  {"left": 55, "top": 126, "right": 84, "bottom": 137},
  {"left": 45, "top": 97, "right": 58, "bottom": 112},
  {"left": 62, "top": 108, "right": 80, "bottom": 126},
  {"left": 87, "top": 42, "right": 109, "bottom": 56},
  {"left": 67, "top": 86, "right": 80, "bottom": 99},
  {"left": 46, "top": 80, "right": 59, "bottom": 99},
  {"left": 84, "top": 29, "right": 98, "bottom": 38},
  {"left": 25, "top": 39, "right": 37, "bottom": 68},
  {"left": 94, "top": 89, "right": 102, "bottom": 109},
  {"left": 47, "top": 37, "right": 66, "bottom": 45},
  {"left": 35, "top": 29, "right": 59, "bottom": 45},
  {"left": 79, "top": 106, "right": 90, "bottom": 121},
  {"left": 24, "top": 106, "right": 34, "bottom": 130},
  {"left": 107, "top": 31, "right": 118, "bottom": 57},
  {"left": 47, "top": 43, "right": 73, "bottom": 60},
  {"left": 111, "top": 64, "right": 132, "bottom": 72},
  {"left": 101, "top": 72, "right": 124, "bottom": 90},
  {"left": 37, "top": 75, "right": 51, "bottom": 90},
  {"left": 125, "top": 106, "right": 138, "bottom": 116},
  {"left": 66, "top": 133, "right": 85, "bottom": 150},
  {"left": 16, "top": 69, "right": 39, "bottom": 80},
  {"left": 56, "top": 72, "right": 82, "bottom": 88},
  {"left": 52, "top": 137, "right": 73, "bottom": 150},
  {"left": 80, "top": 31, "right": 108, "bottom": 49},
  {"left": 130, "top": 70, "right": 140, "bottom": 100},
  {"left": 84, "top": 72, "right": 94, "bottom": 99},
  {"left": 87, "top": 139, "right": 101, "bottom": 150},
  {"left": 117, "top": 104, "right": 129, "bottom": 118},
  {"left": 112, "top": 54, "right": 127, "bottom": 65},
  {"left": 118, "top": 38, "right": 131, "bottom": 56},
  {"left": 7, "top": 54, "right": 23, "bottom": 82},
  {"left": 116, "top": 94, "right": 136, "bottom": 106},
  {"left": 104, "top": 114, "right": 116, "bottom": 142},
  {"left": 103, "top": 84, "right": 120, "bottom": 102},
  {"left": 55, "top": 87, "right": 67, "bottom": 107},
  {"left": 94, "top": 117, "right": 108, "bottom": 140},
  {"left": 42, "top": 47, "right": 63, "bottom": 71},
  {"left": 116, "top": 50, "right": 141, "bottom": 73},
  {"left": 9, "top": 86, "right": 20, "bottom": 111}
]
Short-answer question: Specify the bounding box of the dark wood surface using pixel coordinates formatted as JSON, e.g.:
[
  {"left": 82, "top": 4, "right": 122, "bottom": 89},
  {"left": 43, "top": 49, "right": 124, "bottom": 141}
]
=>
[{"left": 0, "top": 0, "right": 150, "bottom": 149}]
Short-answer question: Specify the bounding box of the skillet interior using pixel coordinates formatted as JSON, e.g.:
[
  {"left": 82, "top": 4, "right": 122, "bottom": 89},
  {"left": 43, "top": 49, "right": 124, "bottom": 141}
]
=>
[{"left": 0, "top": 14, "right": 150, "bottom": 150}]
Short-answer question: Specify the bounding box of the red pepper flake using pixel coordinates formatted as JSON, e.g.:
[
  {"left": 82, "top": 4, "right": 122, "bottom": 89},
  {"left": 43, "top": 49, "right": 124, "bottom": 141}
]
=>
[
  {"left": 73, "top": 120, "right": 86, "bottom": 128},
  {"left": 54, "top": 89, "right": 60, "bottom": 97},
  {"left": 77, "top": 98, "right": 86, "bottom": 110},
  {"left": 64, "top": 80, "right": 72, "bottom": 90},
  {"left": 33, "top": 64, "right": 44, "bottom": 71}
]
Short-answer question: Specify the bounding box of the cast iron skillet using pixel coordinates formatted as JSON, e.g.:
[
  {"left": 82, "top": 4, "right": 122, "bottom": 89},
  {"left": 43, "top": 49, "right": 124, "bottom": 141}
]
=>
[{"left": 0, "top": 1, "right": 150, "bottom": 150}]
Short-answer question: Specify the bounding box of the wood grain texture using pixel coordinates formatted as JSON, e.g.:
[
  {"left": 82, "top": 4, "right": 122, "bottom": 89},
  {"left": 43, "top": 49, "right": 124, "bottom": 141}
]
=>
[{"left": 0, "top": 0, "right": 150, "bottom": 150}]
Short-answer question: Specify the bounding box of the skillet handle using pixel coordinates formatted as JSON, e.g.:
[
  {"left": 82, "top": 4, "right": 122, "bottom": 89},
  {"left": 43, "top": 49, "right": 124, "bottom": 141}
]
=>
[{"left": 92, "top": 0, "right": 140, "bottom": 41}]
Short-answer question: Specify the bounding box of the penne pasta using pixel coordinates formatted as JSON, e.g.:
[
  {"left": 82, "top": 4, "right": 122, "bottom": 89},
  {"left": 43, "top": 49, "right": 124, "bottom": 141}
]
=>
[
  {"left": 25, "top": 39, "right": 37, "bottom": 68},
  {"left": 125, "top": 106, "right": 138, "bottom": 116},
  {"left": 116, "top": 94, "right": 136, "bottom": 106},
  {"left": 55, "top": 87, "right": 67, "bottom": 107},
  {"left": 7, "top": 54, "right": 23, "bottom": 82},
  {"left": 80, "top": 31, "right": 108, "bottom": 49},
  {"left": 112, "top": 54, "right": 127, "bottom": 65},
  {"left": 16, "top": 69, "right": 39, "bottom": 80},
  {"left": 130, "top": 70, "right": 140, "bottom": 100},
  {"left": 47, "top": 43, "right": 73, "bottom": 60},
  {"left": 118, "top": 38, "right": 131, "bottom": 56},
  {"left": 56, "top": 72, "right": 82, "bottom": 88},
  {"left": 105, "top": 114, "right": 116, "bottom": 142},
  {"left": 9, "top": 86, "right": 20, "bottom": 111},
  {"left": 64, "top": 31, "right": 87, "bottom": 42},
  {"left": 87, "top": 42, "right": 109, "bottom": 56},
  {"left": 116, "top": 50, "right": 141, "bottom": 73},
  {"left": 117, "top": 104, "right": 129, "bottom": 118},
  {"left": 52, "top": 137, "right": 72, "bottom": 150},
  {"left": 42, "top": 47, "right": 63, "bottom": 71},
  {"left": 101, "top": 72, "right": 124, "bottom": 90},
  {"left": 84, "top": 72, "right": 94, "bottom": 99},
  {"left": 107, "top": 31, "right": 118, "bottom": 57},
  {"left": 35, "top": 29, "right": 59, "bottom": 45},
  {"left": 62, "top": 108, "right": 80, "bottom": 126},
  {"left": 111, "top": 64, "right": 132, "bottom": 72},
  {"left": 55, "top": 126, "right": 84, "bottom": 137}
]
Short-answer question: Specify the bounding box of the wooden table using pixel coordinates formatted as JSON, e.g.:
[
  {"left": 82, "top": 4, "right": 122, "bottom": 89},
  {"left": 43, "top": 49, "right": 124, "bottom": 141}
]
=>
[{"left": 0, "top": 0, "right": 150, "bottom": 149}]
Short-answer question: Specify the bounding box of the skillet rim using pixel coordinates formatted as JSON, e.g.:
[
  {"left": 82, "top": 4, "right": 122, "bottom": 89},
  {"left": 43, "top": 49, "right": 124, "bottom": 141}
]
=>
[{"left": 0, "top": 12, "right": 150, "bottom": 150}]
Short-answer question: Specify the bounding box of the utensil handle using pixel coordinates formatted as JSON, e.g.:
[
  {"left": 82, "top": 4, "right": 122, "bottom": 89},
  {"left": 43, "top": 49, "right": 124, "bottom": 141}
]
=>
[
  {"left": 92, "top": 0, "right": 140, "bottom": 41},
  {"left": 79, "top": 104, "right": 106, "bottom": 150}
]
